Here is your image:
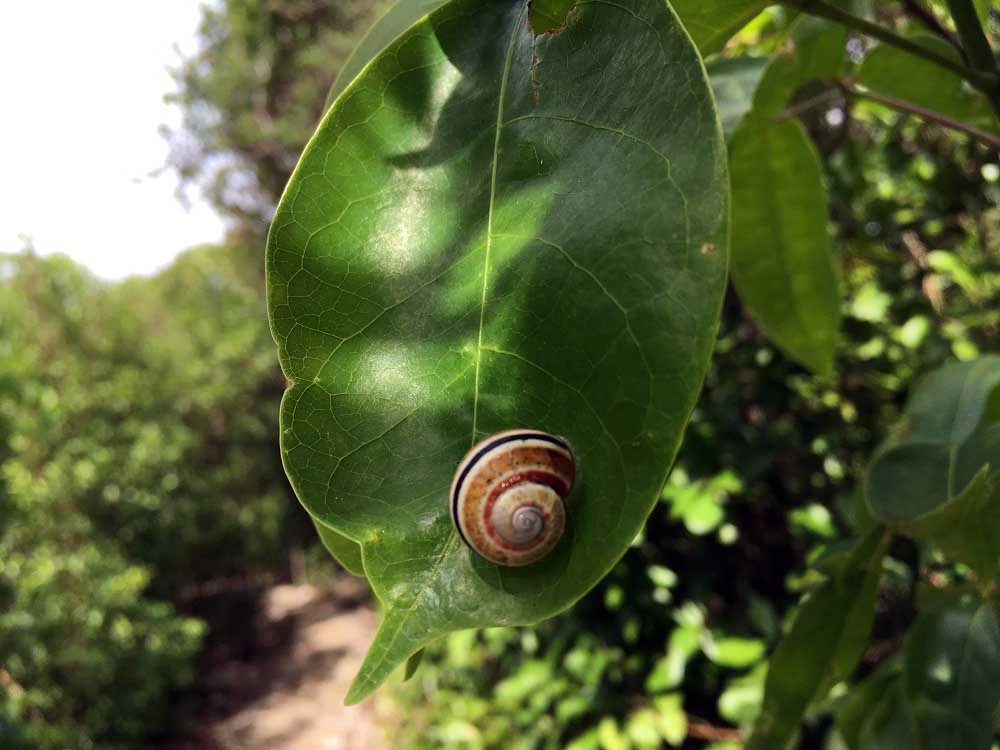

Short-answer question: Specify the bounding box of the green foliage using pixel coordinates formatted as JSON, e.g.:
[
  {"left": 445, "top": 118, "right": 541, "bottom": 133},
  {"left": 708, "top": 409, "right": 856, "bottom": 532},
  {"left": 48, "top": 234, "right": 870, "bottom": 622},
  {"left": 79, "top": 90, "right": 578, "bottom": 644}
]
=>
[
  {"left": 0, "top": 247, "right": 303, "bottom": 746},
  {"left": 866, "top": 357, "right": 1000, "bottom": 521},
  {"left": 268, "top": 0, "right": 728, "bottom": 702}
]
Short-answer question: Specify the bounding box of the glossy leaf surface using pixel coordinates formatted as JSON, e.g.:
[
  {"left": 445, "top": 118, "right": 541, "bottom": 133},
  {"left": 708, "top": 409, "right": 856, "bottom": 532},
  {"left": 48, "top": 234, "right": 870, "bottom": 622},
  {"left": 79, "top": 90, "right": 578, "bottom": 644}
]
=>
[
  {"left": 268, "top": 0, "right": 728, "bottom": 702},
  {"left": 867, "top": 357, "right": 1000, "bottom": 521}
]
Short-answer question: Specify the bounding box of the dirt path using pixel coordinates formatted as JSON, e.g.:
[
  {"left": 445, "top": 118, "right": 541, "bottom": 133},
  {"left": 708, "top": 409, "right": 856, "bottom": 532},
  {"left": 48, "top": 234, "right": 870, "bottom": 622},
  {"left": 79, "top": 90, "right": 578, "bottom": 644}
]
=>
[{"left": 208, "top": 583, "right": 385, "bottom": 750}]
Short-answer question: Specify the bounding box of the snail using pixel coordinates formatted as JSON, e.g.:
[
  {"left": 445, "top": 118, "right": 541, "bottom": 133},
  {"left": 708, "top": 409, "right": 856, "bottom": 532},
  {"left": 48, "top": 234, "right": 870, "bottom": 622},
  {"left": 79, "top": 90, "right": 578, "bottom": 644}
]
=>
[{"left": 451, "top": 429, "right": 576, "bottom": 566}]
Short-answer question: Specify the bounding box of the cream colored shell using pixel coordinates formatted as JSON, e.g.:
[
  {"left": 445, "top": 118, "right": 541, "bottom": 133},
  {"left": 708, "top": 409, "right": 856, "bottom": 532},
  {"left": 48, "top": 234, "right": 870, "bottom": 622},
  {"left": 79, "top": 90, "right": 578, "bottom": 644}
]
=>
[{"left": 450, "top": 429, "right": 575, "bottom": 566}]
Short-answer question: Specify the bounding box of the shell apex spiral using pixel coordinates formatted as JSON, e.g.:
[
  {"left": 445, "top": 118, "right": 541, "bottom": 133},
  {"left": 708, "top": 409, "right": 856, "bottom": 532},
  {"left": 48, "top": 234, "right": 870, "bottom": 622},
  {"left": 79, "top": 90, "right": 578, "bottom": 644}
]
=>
[{"left": 450, "top": 429, "right": 575, "bottom": 567}]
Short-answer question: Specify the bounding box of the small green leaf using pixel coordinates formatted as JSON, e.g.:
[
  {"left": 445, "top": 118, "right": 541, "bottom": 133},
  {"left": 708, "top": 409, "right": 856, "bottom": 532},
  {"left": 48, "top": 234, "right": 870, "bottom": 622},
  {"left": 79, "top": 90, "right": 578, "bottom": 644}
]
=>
[
  {"left": 403, "top": 648, "right": 425, "bottom": 681},
  {"left": 707, "top": 56, "right": 769, "bottom": 141},
  {"left": 646, "top": 624, "right": 701, "bottom": 693},
  {"left": 670, "top": 0, "right": 769, "bottom": 55},
  {"left": 747, "top": 529, "right": 886, "bottom": 750},
  {"left": 857, "top": 34, "right": 999, "bottom": 133},
  {"left": 627, "top": 708, "right": 665, "bottom": 750},
  {"left": 867, "top": 357, "right": 1000, "bottom": 521},
  {"left": 704, "top": 635, "right": 766, "bottom": 668},
  {"left": 928, "top": 250, "right": 984, "bottom": 300},
  {"left": 730, "top": 118, "right": 841, "bottom": 375},
  {"left": 652, "top": 693, "right": 688, "bottom": 746},
  {"left": 598, "top": 716, "right": 630, "bottom": 750},
  {"left": 312, "top": 517, "right": 365, "bottom": 576},
  {"left": 719, "top": 663, "right": 767, "bottom": 725},
  {"left": 903, "top": 602, "right": 1000, "bottom": 750},
  {"left": 269, "top": 0, "right": 729, "bottom": 703}
]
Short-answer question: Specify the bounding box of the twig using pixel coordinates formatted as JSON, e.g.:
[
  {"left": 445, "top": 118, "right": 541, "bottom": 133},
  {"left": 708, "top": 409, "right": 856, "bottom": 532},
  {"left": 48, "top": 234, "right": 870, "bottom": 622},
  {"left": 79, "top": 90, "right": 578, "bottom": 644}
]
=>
[
  {"left": 773, "top": 87, "right": 845, "bottom": 122},
  {"left": 779, "top": 0, "right": 998, "bottom": 93},
  {"left": 687, "top": 716, "right": 743, "bottom": 741},
  {"left": 839, "top": 78, "right": 1000, "bottom": 149}
]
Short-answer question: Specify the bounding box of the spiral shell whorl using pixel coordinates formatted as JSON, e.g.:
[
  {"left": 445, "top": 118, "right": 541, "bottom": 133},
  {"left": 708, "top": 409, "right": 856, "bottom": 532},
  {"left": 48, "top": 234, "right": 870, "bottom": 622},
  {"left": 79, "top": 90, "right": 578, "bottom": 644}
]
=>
[{"left": 451, "top": 430, "right": 575, "bottom": 567}]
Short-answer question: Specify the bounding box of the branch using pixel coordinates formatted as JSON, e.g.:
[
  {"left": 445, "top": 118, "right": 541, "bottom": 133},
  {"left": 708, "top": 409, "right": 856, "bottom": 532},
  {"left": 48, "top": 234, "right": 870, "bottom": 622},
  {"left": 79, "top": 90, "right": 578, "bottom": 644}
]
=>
[
  {"left": 773, "top": 87, "right": 844, "bottom": 122},
  {"left": 780, "top": 0, "right": 997, "bottom": 92},
  {"left": 839, "top": 78, "right": 1000, "bottom": 149}
]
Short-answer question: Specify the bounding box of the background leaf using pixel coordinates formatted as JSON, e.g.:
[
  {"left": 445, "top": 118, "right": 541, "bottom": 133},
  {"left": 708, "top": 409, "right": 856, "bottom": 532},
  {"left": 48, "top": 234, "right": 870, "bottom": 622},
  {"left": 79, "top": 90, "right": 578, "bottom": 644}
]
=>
[
  {"left": 669, "top": 0, "right": 769, "bottom": 55},
  {"left": 912, "top": 466, "right": 1000, "bottom": 582},
  {"left": 706, "top": 56, "right": 769, "bottom": 141},
  {"left": 867, "top": 357, "right": 1000, "bottom": 521},
  {"left": 729, "top": 118, "right": 841, "bottom": 375},
  {"left": 857, "top": 34, "right": 999, "bottom": 133},
  {"left": 747, "top": 529, "right": 886, "bottom": 749},
  {"left": 727, "top": 18, "right": 847, "bottom": 376},
  {"left": 268, "top": 0, "right": 728, "bottom": 702},
  {"left": 903, "top": 602, "right": 1000, "bottom": 750}
]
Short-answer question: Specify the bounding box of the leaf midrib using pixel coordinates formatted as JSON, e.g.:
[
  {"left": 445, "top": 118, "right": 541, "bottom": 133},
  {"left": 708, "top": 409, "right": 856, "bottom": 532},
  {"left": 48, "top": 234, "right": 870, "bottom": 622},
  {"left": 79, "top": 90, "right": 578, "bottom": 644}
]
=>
[
  {"left": 350, "top": 1, "right": 528, "bottom": 702},
  {"left": 472, "top": 0, "right": 527, "bottom": 442}
]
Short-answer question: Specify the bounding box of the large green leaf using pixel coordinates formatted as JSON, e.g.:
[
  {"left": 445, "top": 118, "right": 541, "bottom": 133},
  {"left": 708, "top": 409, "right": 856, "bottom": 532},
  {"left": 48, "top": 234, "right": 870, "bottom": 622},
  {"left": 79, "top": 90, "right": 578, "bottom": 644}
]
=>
[
  {"left": 747, "top": 529, "right": 886, "bottom": 749},
  {"left": 729, "top": 118, "right": 840, "bottom": 375},
  {"left": 670, "top": 0, "right": 769, "bottom": 55},
  {"left": 867, "top": 357, "right": 1000, "bottom": 521},
  {"left": 903, "top": 602, "right": 1000, "bottom": 750},
  {"left": 857, "top": 34, "right": 999, "bottom": 133},
  {"left": 727, "top": 18, "right": 847, "bottom": 376},
  {"left": 268, "top": 0, "right": 728, "bottom": 703}
]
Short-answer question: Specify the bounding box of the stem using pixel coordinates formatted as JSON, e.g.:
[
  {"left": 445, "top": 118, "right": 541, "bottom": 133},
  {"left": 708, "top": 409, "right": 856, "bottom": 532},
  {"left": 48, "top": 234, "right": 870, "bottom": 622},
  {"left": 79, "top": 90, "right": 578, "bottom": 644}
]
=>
[
  {"left": 840, "top": 78, "right": 1000, "bottom": 149},
  {"left": 780, "top": 0, "right": 996, "bottom": 90},
  {"left": 773, "top": 87, "right": 844, "bottom": 122},
  {"left": 945, "top": 0, "right": 997, "bottom": 74}
]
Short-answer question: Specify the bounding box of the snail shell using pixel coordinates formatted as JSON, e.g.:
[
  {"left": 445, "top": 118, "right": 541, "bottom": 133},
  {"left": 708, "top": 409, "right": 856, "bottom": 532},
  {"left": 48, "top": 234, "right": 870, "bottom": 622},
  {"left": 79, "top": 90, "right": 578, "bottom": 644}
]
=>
[{"left": 451, "top": 429, "right": 575, "bottom": 567}]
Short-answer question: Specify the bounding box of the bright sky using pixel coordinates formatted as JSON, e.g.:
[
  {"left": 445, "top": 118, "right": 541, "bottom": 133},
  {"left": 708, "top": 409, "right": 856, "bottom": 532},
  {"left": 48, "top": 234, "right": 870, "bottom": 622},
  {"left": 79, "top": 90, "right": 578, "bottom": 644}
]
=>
[{"left": 0, "top": 2, "right": 226, "bottom": 281}]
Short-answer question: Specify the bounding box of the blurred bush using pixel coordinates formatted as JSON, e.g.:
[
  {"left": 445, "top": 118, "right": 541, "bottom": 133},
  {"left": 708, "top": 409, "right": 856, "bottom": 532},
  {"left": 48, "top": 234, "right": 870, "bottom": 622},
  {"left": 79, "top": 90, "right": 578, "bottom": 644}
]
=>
[{"left": 0, "top": 247, "right": 304, "bottom": 747}]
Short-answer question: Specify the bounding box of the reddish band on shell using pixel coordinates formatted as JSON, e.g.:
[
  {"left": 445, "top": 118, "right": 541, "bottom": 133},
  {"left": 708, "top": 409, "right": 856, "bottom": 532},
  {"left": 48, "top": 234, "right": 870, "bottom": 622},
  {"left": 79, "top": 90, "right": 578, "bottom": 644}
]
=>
[{"left": 450, "top": 430, "right": 575, "bottom": 567}]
